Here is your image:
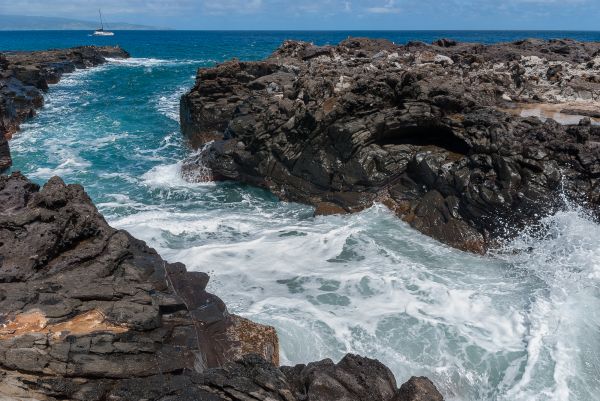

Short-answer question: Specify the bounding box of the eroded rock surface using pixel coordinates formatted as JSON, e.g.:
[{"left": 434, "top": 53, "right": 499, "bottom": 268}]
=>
[
  {"left": 181, "top": 38, "right": 600, "bottom": 252},
  {"left": 0, "top": 46, "right": 130, "bottom": 171},
  {"left": 0, "top": 172, "right": 278, "bottom": 400}
]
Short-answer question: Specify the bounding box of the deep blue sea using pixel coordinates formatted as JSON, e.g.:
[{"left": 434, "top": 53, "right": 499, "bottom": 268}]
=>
[{"left": 3, "top": 31, "right": 600, "bottom": 401}]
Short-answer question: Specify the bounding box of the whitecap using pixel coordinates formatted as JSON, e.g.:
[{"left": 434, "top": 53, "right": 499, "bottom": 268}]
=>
[{"left": 105, "top": 57, "right": 215, "bottom": 68}]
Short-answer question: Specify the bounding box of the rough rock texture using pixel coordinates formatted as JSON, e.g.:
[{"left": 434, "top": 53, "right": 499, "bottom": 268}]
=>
[
  {"left": 0, "top": 135, "right": 9, "bottom": 172},
  {"left": 0, "top": 46, "right": 130, "bottom": 171},
  {"left": 63, "top": 354, "right": 443, "bottom": 401},
  {"left": 395, "top": 377, "right": 444, "bottom": 401},
  {"left": 0, "top": 173, "right": 443, "bottom": 400},
  {"left": 0, "top": 172, "right": 277, "bottom": 400},
  {"left": 181, "top": 38, "right": 600, "bottom": 252}
]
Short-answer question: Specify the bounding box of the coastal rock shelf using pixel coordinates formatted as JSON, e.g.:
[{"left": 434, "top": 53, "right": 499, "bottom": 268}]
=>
[
  {"left": 0, "top": 46, "right": 130, "bottom": 171},
  {"left": 0, "top": 173, "right": 443, "bottom": 401},
  {"left": 181, "top": 38, "right": 600, "bottom": 252}
]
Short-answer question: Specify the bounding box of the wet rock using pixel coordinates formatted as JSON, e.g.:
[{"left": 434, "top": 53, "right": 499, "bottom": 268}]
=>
[
  {"left": 394, "top": 377, "right": 444, "bottom": 401},
  {"left": 282, "top": 354, "right": 399, "bottom": 401},
  {"left": 0, "top": 46, "right": 130, "bottom": 171},
  {"left": 181, "top": 38, "right": 600, "bottom": 252}
]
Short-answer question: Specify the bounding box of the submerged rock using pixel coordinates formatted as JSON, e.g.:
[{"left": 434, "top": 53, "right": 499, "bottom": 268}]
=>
[
  {"left": 180, "top": 38, "right": 600, "bottom": 252},
  {"left": 0, "top": 46, "right": 130, "bottom": 171},
  {"left": 0, "top": 173, "right": 443, "bottom": 400}
]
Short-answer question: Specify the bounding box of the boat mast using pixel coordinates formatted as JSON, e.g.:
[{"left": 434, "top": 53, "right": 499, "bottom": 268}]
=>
[{"left": 98, "top": 9, "right": 104, "bottom": 30}]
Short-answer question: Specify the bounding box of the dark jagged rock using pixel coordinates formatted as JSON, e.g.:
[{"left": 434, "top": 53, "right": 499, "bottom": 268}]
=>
[
  {"left": 0, "top": 172, "right": 278, "bottom": 400},
  {"left": 100, "top": 354, "right": 443, "bottom": 401},
  {"left": 0, "top": 46, "right": 130, "bottom": 171},
  {"left": 0, "top": 135, "right": 9, "bottom": 171},
  {"left": 281, "top": 353, "right": 399, "bottom": 401},
  {"left": 0, "top": 173, "right": 443, "bottom": 400},
  {"left": 181, "top": 38, "right": 600, "bottom": 252}
]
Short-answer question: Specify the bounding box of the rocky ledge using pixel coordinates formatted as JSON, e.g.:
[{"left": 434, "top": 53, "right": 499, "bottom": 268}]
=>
[
  {"left": 0, "top": 46, "right": 130, "bottom": 171},
  {"left": 181, "top": 38, "right": 600, "bottom": 252},
  {"left": 0, "top": 172, "right": 443, "bottom": 401}
]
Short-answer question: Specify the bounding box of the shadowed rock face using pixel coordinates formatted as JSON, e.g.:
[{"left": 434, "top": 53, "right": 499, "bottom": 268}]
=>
[
  {"left": 0, "top": 46, "right": 130, "bottom": 171},
  {"left": 0, "top": 172, "right": 444, "bottom": 400},
  {"left": 0, "top": 135, "right": 9, "bottom": 172},
  {"left": 181, "top": 38, "right": 600, "bottom": 253}
]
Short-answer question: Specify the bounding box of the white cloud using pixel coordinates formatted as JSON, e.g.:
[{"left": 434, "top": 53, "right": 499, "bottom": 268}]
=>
[
  {"left": 201, "top": 0, "right": 263, "bottom": 15},
  {"left": 0, "top": 0, "right": 194, "bottom": 17},
  {"left": 366, "top": 0, "right": 400, "bottom": 14}
]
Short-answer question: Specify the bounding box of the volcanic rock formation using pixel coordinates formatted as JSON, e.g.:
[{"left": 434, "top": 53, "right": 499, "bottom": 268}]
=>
[
  {"left": 0, "top": 46, "right": 130, "bottom": 171},
  {"left": 0, "top": 172, "right": 443, "bottom": 401},
  {"left": 181, "top": 38, "right": 600, "bottom": 252}
]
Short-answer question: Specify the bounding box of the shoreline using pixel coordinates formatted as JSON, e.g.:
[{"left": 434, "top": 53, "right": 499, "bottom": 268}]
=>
[
  {"left": 0, "top": 45, "right": 130, "bottom": 171},
  {"left": 2, "top": 36, "right": 600, "bottom": 400},
  {"left": 181, "top": 37, "right": 600, "bottom": 253}
]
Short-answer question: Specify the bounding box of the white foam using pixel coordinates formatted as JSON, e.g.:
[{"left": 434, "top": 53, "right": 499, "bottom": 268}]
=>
[
  {"left": 106, "top": 57, "right": 214, "bottom": 67},
  {"left": 493, "top": 205, "right": 600, "bottom": 401},
  {"left": 155, "top": 86, "right": 188, "bottom": 122},
  {"left": 140, "top": 161, "right": 216, "bottom": 189},
  {"left": 107, "top": 194, "right": 600, "bottom": 401}
]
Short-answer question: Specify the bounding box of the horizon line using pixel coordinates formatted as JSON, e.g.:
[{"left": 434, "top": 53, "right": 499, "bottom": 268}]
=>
[{"left": 2, "top": 29, "right": 600, "bottom": 32}]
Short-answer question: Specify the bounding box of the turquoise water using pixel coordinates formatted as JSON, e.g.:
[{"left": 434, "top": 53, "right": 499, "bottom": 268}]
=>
[{"left": 4, "top": 31, "right": 600, "bottom": 401}]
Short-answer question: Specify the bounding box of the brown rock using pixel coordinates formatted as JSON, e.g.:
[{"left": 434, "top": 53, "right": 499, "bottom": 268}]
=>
[{"left": 394, "top": 376, "right": 444, "bottom": 401}]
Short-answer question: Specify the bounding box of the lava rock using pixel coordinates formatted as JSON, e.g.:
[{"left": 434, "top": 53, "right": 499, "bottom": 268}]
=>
[
  {"left": 395, "top": 377, "right": 444, "bottom": 401},
  {"left": 180, "top": 38, "right": 600, "bottom": 252},
  {"left": 0, "top": 172, "right": 278, "bottom": 400},
  {"left": 0, "top": 134, "right": 10, "bottom": 171}
]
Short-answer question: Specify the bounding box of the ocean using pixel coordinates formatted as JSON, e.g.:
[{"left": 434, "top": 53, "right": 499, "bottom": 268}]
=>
[{"left": 3, "top": 30, "right": 600, "bottom": 401}]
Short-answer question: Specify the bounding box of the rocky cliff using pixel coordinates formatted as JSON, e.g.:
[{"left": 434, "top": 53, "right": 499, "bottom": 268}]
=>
[
  {"left": 181, "top": 38, "right": 600, "bottom": 252},
  {"left": 0, "top": 46, "right": 130, "bottom": 171},
  {"left": 0, "top": 172, "right": 443, "bottom": 401}
]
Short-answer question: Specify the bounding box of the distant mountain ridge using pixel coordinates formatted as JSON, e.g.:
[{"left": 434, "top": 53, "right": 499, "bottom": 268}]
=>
[{"left": 0, "top": 14, "right": 169, "bottom": 30}]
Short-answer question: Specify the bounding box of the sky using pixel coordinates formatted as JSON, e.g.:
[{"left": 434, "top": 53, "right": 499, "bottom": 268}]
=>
[{"left": 0, "top": 0, "right": 599, "bottom": 30}]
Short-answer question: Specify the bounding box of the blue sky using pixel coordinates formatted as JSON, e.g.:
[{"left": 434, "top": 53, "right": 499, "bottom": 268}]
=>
[{"left": 0, "top": 0, "right": 598, "bottom": 30}]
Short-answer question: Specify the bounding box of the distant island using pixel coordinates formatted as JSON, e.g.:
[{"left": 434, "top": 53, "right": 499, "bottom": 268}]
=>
[{"left": 0, "top": 14, "right": 169, "bottom": 30}]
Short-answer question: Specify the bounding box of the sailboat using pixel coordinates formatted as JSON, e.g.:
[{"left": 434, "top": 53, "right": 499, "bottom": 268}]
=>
[{"left": 93, "top": 9, "right": 114, "bottom": 36}]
